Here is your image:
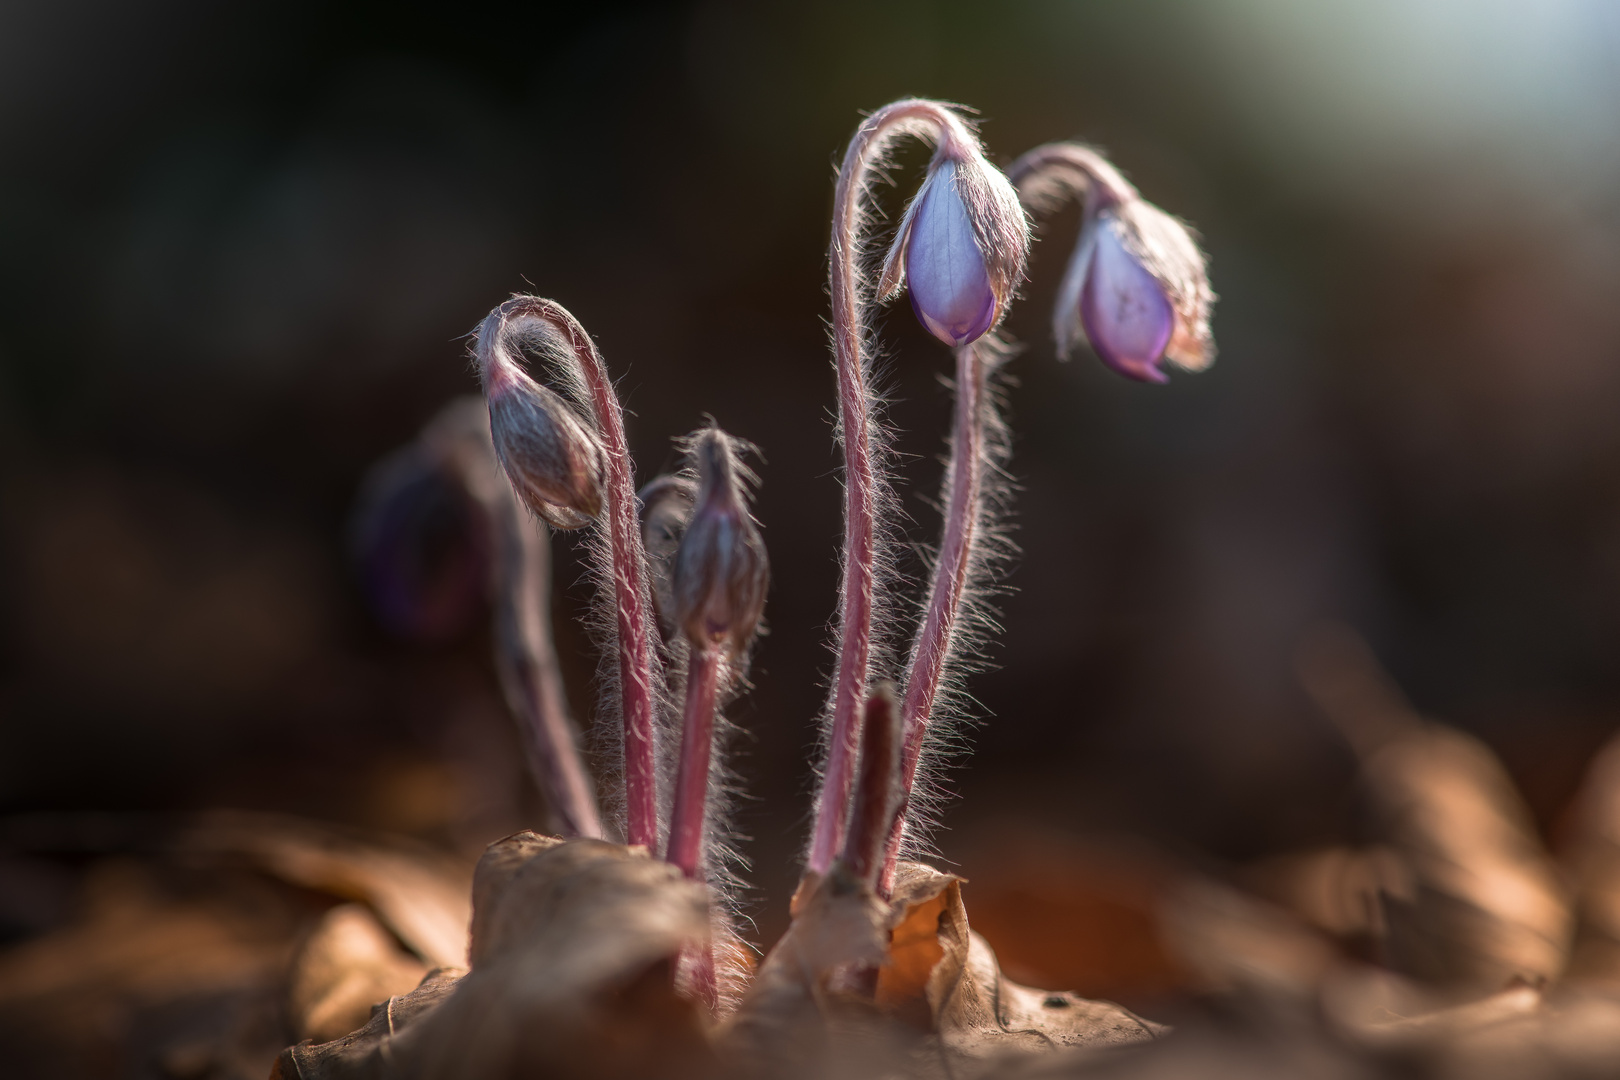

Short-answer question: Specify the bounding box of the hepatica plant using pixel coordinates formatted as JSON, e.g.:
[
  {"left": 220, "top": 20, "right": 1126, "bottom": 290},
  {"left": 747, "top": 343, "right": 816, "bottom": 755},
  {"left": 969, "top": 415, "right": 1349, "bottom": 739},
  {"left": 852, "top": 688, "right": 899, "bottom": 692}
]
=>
[{"left": 365, "top": 99, "right": 1215, "bottom": 1019}]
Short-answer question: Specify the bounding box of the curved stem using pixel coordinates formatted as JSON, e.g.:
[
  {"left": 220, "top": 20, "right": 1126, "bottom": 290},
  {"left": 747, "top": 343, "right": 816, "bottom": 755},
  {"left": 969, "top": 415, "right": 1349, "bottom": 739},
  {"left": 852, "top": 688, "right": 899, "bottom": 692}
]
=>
[
  {"left": 490, "top": 484, "right": 605, "bottom": 839},
  {"left": 808, "top": 99, "right": 978, "bottom": 875},
  {"left": 432, "top": 401, "right": 605, "bottom": 841},
  {"left": 1004, "top": 141, "right": 1137, "bottom": 213},
  {"left": 498, "top": 296, "right": 662, "bottom": 850},
  {"left": 878, "top": 342, "right": 987, "bottom": 894}
]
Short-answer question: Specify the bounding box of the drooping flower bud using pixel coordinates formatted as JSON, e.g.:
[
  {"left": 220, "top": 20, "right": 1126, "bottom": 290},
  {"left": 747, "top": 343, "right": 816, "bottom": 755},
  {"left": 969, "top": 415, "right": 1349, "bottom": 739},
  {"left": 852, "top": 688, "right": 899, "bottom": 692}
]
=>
[
  {"left": 637, "top": 473, "right": 697, "bottom": 643},
  {"left": 1054, "top": 196, "right": 1214, "bottom": 383},
  {"left": 350, "top": 433, "right": 490, "bottom": 644},
  {"left": 879, "top": 144, "right": 1029, "bottom": 348},
  {"left": 670, "top": 427, "right": 768, "bottom": 656},
  {"left": 474, "top": 309, "right": 607, "bottom": 530}
]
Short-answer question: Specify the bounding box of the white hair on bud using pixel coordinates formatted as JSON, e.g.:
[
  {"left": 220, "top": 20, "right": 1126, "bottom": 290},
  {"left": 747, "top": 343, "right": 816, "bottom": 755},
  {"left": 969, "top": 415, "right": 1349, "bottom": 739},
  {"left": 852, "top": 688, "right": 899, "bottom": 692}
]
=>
[{"left": 878, "top": 143, "right": 1031, "bottom": 332}]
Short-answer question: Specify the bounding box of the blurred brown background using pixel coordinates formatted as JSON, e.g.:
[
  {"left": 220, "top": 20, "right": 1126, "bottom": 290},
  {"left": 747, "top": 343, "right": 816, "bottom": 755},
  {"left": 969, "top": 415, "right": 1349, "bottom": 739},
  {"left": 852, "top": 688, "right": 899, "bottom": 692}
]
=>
[{"left": 3, "top": 0, "right": 1620, "bottom": 1004}]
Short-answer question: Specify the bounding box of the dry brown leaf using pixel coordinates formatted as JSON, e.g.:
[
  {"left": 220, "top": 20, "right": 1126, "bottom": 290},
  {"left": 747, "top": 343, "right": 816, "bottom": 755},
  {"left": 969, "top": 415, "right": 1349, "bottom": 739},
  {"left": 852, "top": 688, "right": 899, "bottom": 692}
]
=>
[
  {"left": 724, "top": 865, "right": 896, "bottom": 1075},
  {"left": 887, "top": 865, "right": 1161, "bottom": 1061},
  {"left": 289, "top": 904, "right": 431, "bottom": 1044},
  {"left": 728, "top": 862, "right": 1160, "bottom": 1079},
  {"left": 0, "top": 857, "right": 307, "bottom": 1080},
  {"left": 1298, "top": 626, "right": 1572, "bottom": 991},
  {"left": 1160, "top": 876, "right": 1341, "bottom": 1002},
  {"left": 181, "top": 810, "right": 475, "bottom": 970},
  {"left": 273, "top": 965, "right": 468, "bottom": 1079},
  {"left": 1563, "top": 734, "right": 1620, "bottom": 983},
  {"left": 1363, "top": 726, "right": 1571, "bottom": 990},
  {"left": 277, "top": 832, "right": 716, "bottom": 1080}
]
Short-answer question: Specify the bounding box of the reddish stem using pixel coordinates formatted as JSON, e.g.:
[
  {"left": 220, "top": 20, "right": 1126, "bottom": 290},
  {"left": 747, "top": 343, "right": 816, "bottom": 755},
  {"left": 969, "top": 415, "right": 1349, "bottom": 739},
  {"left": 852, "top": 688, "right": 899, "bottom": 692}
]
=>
[
  {"left": 670, "top": 645, "right": 720, "bottom": 1016},
  {"left": 668, "top": 646, "right": 720, "bottom": 877},
  {"left": 808, "top": 99, "right": 977, "bottom": 875},
  {"left": 841, "top": 687, "right": 902, "bottom": 890},
  {"left": 1004, "top": 142, "right": 1137, "bottom": 212},
  {"left": 680, "top": 940, "right": 719, "bottom": 1014},
  {"left": 878, "top": 342, "right": 986, "bottom": 894},
  {"left": 498, "top": 297, "right": 662, "bottom": 850}
]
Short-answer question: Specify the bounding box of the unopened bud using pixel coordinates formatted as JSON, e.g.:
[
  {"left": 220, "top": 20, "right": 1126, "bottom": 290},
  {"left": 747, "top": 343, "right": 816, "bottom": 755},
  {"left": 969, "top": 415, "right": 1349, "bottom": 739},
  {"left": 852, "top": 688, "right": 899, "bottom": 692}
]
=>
[
  {"left": 637, "top": 473, "right": 697, "bottom": 643},
  {"left": 475, "top": 307, "right": 606, "bottom": 529},
  {"left": 670, "top": 428, "right": 768, "bottom": 655},
  {"left": 880, "top": 147, "right": 1029, "bottom": 348},
  {"left": 351, "top": 434, "right": 489, "bottom": 644},
  {"left": 1055, "top": 198, "right": 1214, "bottom": 383}
]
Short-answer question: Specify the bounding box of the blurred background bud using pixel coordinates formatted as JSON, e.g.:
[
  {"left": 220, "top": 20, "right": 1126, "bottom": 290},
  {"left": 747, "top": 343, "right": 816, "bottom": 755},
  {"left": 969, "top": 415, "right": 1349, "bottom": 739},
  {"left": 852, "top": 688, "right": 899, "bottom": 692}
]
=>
[
  {"left": 639, "top": 474, "right": 698, "bottom": 644},
  {"left": 350, "top": 443, "right": 490, "bottom": 644}
]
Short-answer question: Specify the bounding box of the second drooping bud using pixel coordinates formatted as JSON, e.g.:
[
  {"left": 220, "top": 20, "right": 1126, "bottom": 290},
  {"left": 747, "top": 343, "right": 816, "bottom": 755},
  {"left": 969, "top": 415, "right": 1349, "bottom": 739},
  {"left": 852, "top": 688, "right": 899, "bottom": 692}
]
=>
[
  {"left": 879, "top": 132, "right": 1029, "bottom": 348},
  {"left": 671, "top": 427, "right": 769, "bottom": 656},
  {"left": 474, "top": 302, "right": 608, "bottom": 530},
  {"left": 1054, "top": 190, "right": 1214, "bottom": 384}
]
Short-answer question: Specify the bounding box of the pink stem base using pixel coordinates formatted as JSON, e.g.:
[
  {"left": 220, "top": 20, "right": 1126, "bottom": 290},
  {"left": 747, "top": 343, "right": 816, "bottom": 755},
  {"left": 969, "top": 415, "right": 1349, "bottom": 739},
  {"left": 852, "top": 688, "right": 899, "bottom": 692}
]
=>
[
  {"left": 668, "top": 646, "right": 720, "bottom": 877},
  {"left": 841, "top": 687, "right": 902, "bottom": 888},
  {"left": 678, "top": 939, "right": 719, "bottom": 1014}
]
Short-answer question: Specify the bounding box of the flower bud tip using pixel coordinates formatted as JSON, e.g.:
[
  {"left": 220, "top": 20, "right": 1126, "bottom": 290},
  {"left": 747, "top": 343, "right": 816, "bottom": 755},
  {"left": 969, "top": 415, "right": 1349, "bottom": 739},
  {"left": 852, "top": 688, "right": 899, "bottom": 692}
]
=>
[{"left": 671, "top": 428, "right": 769, "bottom": 655}]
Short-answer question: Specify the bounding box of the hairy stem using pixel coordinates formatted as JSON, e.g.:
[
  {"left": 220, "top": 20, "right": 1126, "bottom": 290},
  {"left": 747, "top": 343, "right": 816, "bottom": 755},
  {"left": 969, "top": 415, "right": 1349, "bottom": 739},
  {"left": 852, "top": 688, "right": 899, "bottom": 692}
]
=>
[
  {"left": 841, "top": 687, "right": 902, "bottom": 889},
  {"left": 809, "top": 98, "right": 978, "bottom": 874},
  {"left": 500, "top": 296, "right": 662, "bottom": 850},
  {"left": 490, "top": 484, "right": 605, "bottom": 839},
  {"left": 1004, "top": 141, "right": 1136, "bottom": 214},
  {"left": 878, "top": 342, "right": 987, "bottom": 893},
  {"left": 680, "top": 940, "right": 719, "bottom": 1015},
  {"left": 668, "top": 646, "right": 720, "bottom": 878},
  {"left": 670, "top": 645, "right": 722, "bottom": 1015}
]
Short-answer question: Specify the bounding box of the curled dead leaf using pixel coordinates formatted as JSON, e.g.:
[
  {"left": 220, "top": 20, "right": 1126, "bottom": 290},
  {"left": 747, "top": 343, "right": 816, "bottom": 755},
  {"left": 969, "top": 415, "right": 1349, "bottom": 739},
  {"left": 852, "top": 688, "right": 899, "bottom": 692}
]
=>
[
  {"left": 727, "top": 862, "right": 1159, "bottom": 1078},
  {"left": 1361, "top": 724, "right": 1571, "bottom": 990},
  {"left": 1160, "top": 876, "right": 1341, "bottom": 1003},
  {"left": 288, "top": 904, "right": 431, "bottom": 1044},
  {"left": 181, "top": 810, "right": 475, "bottom": 970},
  {"left": 276, "top": 832, "right": 716, "bottom": 1080},
  {"left": 1564, "top": 734, "right": 1620, "bottom": 982},
  {"left": 273, "top": 965, "right": 468, "bottom": 1079},
  {"left": 1298, "top": 626, "right": 1572, "bottom": 991}
]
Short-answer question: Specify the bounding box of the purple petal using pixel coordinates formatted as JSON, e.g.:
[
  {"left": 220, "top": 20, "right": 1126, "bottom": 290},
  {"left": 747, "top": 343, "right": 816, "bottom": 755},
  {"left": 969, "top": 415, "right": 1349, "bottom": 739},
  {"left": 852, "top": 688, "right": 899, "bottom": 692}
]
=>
[
  {"left": 1079, "top": 218, "right": 1175, "bottom": 383},
  {"left": 904, "top": 162, "right": 997, "bottom": 347}
]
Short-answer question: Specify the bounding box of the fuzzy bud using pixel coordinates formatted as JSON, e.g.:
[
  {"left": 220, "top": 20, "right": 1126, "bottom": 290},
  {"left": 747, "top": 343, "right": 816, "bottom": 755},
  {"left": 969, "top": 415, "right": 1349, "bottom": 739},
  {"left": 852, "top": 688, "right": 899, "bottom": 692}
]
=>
[
  {"left": 880, "top": 147, "right": 1029, "bottom": 348},
  {"left": 475, "top": 309, "right": 606, "bottom": 530},
  {"left": 351, "top": 440, "right": 489, "bottom": 644},
  {"left": 670, "top": 428, "right": 768, "bottom": 655},
  {"left": 637, "top": 473, "right": 697, "bottom": 643},
  {"left": 1055, "top": 197, "right": 1214, "bottom": 383}
]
